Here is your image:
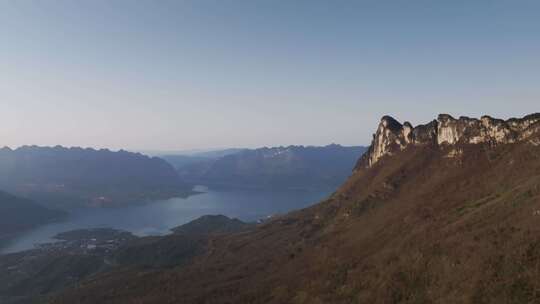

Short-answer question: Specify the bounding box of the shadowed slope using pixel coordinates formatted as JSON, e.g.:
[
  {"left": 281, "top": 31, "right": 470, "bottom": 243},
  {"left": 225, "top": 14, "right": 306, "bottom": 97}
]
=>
[{"left": 0, "top": 191, "right": 65, "bottom": 243}]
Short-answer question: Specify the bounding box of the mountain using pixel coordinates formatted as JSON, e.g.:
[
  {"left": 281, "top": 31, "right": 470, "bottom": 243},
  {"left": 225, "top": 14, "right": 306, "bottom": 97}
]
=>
[
  {"left": 0, "top": 191, "right": 65, "bottom": 243},
  {"left": 176, "top": 144, "right": 367, "bottom": 190},
  {"left": 182, "top": 148, "right": 248, "bottom": 159},
  {"left": 51, "top": 113, "right": 540, "bottom": 304},
  {"left": 160, "top": 148, "right": 247, "bottom": 169},
  {"left": 171, "top": 214, "right": 251, "bottom": 235},
  {"left": 0, "top": 146, "right": 191, "bottom": 209}
]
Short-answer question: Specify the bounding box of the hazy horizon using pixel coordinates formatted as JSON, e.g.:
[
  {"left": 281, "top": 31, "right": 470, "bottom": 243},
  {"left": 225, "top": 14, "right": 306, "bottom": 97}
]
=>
[{"left": 2, "top": 1, "right": 539, "bottom": 151}]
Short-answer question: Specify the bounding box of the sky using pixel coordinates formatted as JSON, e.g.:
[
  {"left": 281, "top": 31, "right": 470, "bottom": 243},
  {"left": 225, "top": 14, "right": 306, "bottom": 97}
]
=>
[{"left": 0, "top": 0, "right": 539, "bottom": 151}]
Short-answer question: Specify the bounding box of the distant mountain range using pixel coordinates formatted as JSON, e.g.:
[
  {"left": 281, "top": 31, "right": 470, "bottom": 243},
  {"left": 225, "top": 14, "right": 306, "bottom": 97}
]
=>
[
  {"left": 161, "top": 148, "right": 245, "bottom": 170},
  {"left": 0, "top": 146, "right": 191, "bottom": 209},
  {"left": 171, "top": 144, "right": 367, "bottom": 190},
  {"left": 140, "top": 148, "right": 245, "bottom": 158}
]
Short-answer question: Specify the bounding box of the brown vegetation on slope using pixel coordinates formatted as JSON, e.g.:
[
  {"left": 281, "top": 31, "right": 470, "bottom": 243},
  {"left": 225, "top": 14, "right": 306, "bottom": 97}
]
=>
[{"left": 53, "top": 114, "right": 540, "bottom": 304}]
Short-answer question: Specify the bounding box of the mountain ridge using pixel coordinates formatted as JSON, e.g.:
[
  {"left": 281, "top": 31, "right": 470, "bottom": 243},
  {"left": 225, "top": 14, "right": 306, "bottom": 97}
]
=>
[
  {"left": 177, "top": 144, "right": 367, "bottom": 190},
  {"left": 359, "top": 113, "right": 540, "bottom": 168},
  {"left": 37, "top": 113, "right": 540, "bottom": 303},
  {"left": 0, "top": 145, "right": 191, "bottom": 209}
]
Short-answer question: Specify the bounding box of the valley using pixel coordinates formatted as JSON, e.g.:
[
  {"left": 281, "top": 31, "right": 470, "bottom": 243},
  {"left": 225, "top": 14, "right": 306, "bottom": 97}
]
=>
[
  {"left": 0, "top": 143, "right": 360, "bottom": 251},
  {"left": 0, "top": 187, "right": 330, "bottom": 254}
]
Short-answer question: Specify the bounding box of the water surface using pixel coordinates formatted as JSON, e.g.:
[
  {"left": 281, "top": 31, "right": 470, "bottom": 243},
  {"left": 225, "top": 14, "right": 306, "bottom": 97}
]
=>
[{"left": 1, "top": 187, "right": 330, "bottom": 254}]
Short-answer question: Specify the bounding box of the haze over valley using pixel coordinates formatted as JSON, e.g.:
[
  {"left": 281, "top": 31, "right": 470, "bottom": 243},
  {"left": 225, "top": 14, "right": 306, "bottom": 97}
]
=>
[{"left": 0, "top": 144, "right": 361, "bottom": 255}]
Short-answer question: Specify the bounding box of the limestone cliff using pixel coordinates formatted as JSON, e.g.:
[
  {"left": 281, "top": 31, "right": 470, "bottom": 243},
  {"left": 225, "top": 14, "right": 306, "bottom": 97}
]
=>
[{"left": 359, "top": 113, "right": 540, "bottom": 168}]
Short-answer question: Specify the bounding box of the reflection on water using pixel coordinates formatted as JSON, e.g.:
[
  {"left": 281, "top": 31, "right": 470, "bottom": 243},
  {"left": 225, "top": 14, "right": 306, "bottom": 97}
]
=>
[{"left": 1, "top": 187, "right": 330, "bottom": 254}]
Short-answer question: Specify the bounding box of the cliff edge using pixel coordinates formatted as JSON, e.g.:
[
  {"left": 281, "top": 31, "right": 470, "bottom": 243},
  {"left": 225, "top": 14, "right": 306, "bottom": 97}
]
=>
[{"left": 358, "top": 113, "right": 540, "bottom": 168}]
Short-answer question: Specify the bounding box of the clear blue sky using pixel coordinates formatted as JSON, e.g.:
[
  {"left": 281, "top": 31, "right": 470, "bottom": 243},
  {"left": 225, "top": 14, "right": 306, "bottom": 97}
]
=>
[{"left": 1, "top": 0, "right": 539, "bottom": 151}]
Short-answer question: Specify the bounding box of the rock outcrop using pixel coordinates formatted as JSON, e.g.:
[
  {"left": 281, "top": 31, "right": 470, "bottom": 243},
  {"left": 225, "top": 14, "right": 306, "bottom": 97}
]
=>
[{"left": 359, "top": 113, "right": 540, "bottom": 168}]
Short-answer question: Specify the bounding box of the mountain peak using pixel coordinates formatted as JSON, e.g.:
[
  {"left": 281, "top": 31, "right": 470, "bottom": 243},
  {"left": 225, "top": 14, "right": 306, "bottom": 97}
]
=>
[
  {"left": 359, "top": 113, "right": 540, "bottom": 168},
  {"left": 380, "top": 115, "right": 403, "bottom": 131}
]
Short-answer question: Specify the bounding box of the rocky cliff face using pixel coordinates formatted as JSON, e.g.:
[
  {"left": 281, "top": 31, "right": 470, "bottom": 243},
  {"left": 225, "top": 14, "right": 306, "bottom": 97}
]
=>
[{"left": 359, "top": 113, "right": 540, "bottom": 168}]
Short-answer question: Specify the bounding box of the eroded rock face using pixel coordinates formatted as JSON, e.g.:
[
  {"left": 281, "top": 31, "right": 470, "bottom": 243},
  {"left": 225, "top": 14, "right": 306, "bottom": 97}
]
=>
[
  {"left": 365, "top": 116, "right": 410, "bottom": 167},
  {"left": 359, "top": 113, "right": 540, "bottom": 168}
]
